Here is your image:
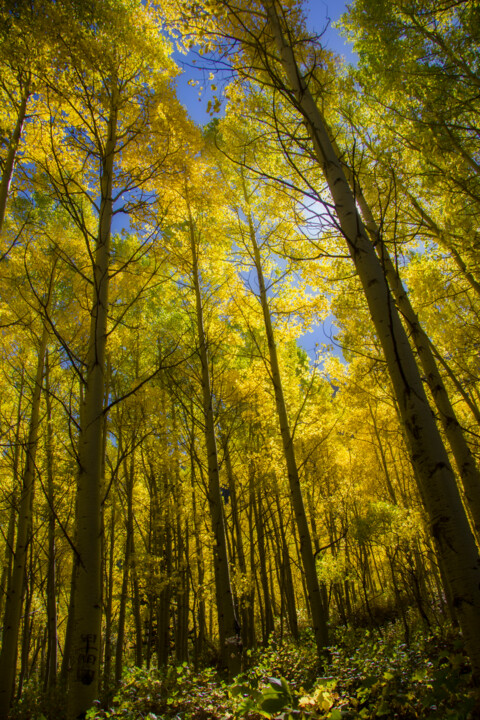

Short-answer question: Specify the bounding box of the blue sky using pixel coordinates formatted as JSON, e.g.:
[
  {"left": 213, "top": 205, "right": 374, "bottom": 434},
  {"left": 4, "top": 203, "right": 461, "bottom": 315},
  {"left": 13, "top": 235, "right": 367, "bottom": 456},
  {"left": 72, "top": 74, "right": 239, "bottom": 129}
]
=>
[{"left": 305, "top": 0, "right": 356, "bottom": 62}]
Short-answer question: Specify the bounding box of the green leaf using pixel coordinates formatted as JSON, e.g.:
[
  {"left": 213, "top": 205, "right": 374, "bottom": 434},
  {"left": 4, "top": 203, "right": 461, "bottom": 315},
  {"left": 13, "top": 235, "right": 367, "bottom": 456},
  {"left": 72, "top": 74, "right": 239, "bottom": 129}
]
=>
[{"left": 329, "top": 710, "right": 343, "bottom": 720}]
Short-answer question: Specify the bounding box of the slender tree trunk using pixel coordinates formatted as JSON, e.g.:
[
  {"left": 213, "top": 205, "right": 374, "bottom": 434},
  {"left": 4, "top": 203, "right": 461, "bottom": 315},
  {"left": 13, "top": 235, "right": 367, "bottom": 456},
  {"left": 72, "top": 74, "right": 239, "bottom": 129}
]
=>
[
  {"left": 60, "top": 380, "right": 85, "bottom": 687},
  {"left": 431, "top": 344, "right": 480, "bottom": 425},
  {"left": 403, "top": 187, "right": 480, "bottom": 297},
  {"left": 17, "top": 545, "right": 34, "bottom": 698},
  {"left": 247, "top": 462, "right": 258, "bottom": 651},
  {"left": 187, "top": 207, "right": 242, "bottom": 675},
  {"left": 0, "top": 324, "right": 49, "bottom": 719},
  {"left": 115, "top": 436, "right": 139, "bottom": 681},
  {"left": 175, "top": 519, "right": 189, "bottom": 663},
  {"left": 156, "top": 515, "right": 172, "bottom": 668},
  {"left": 0, "top": 370, "right": 25, "bottom": 624},
  {"left": 68, "top": 93, "right": 117, "bottom": 719},
  {"left": 243, "top": 192, "right": 328, "bottom": 656},
  {"left": 272, "top": 492, "right": 298, "bottom": 639},
  {"left": 368, "top": 404, "right": 398, "bottom": 505},
  {"left": 102, "top": 501, "right": 116, "bottom": 698},
  {"left": 44, "top": 352, "right": 58, "bottom": 689},
  {"left": 190, "top": 452, "right": 207, "bottom": 666},
  {"left": 253, "top": 488, "right": 275, "bottom": 643},
  {"left": 114, "top": 530, "right": 129, "bottom": 684},
  {"left": 263, "top": 0, "right": 480, "bottom": 679},
  {"left": 223, "top": 438, "right": 253, "bottom": 651}
]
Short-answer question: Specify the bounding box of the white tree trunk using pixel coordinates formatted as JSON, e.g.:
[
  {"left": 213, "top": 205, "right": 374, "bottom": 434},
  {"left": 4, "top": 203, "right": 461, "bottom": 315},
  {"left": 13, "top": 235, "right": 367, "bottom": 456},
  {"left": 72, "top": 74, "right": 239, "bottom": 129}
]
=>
[{"left": 67, "top": 96, "right": 117, "bottom": 720}]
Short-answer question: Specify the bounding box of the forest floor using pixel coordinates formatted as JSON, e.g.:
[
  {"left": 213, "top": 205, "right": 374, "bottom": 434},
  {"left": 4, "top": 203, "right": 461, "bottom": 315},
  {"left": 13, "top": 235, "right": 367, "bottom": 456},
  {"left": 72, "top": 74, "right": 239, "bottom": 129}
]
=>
[{"left": 13, "top": 615, "right": 480, "bottom": 720}]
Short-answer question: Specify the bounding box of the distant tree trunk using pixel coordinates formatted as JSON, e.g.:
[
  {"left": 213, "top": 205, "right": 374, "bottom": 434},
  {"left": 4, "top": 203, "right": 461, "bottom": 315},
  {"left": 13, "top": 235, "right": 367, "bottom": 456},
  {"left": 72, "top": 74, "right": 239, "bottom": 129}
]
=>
[
  {"left": 367, "top": 404, "right": 398, "bottom": 505},
  {"left": 247, "top": 461, "right": 258, "bottom": 651},
  {"left": 272, "top": 492, "right": 298, "bottom": 640},
  {"left": 17, "top": 545, "right": 34, "bottom": 698},
  {"left": 431, "top": 343, "right": 480, "bottom": 425},
  {"left": 44, "top": 352, "right": 58, "bottom": 689},
  {"left": 243, "top": 190, "right": 328, "bottom": 657},
  {"left": 223, "top": 438, "right": 254, "bottom": 651},
  {"left": 175, "top": 519, "right": 189, "bottom": 664},
  {"left": 190, "top": 449, "right": 207, "bottom": 667},
  {"left": 156, "top": 511, "right": 172, "bottom": 668},
  {"left": 0, "top": 370, "right": 25, "bottom": 624},
  {"left": 102, "top": 501, "right": 116, "bottom": 697},
  {"left": 253, "top": 488, "right": 275, "bottom": 643},
  {"left": 60, "top": 380, "right": 85, "bottom": 687},
  {"left": 171, "top": 406, "right": 189, "bottom": 664},
  {"left": 115, "top": 437, "right": 141, "bottom": 682},
  {"left": 400, "top": 183, "right": 480, "bottom": 298},
  {"left": 146, "top": 460, "right": 173, "bottom": 669},
  {"left": 187, "top": 207, "right": 242, "bottom": 675},
  {"left": 0, "top": 323, "right": 49, "bottom": 719}
]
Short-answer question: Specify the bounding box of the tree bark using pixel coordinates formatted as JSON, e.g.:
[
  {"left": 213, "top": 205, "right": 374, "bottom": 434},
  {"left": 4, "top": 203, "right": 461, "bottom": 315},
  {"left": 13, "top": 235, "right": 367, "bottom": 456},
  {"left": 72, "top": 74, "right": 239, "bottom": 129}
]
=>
[{"left": 68, "top": 92, "right": 117, "bottom": 719}]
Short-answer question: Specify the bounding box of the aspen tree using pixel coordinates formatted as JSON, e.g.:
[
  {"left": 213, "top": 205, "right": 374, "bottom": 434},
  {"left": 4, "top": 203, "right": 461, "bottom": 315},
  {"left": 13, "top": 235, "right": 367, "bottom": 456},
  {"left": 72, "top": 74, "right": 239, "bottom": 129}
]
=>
[
  {"left": 193, "top": 0, "right": 480, "bottom": 678},
  {"left": 27, "top": 3, "right": 189, "bottom": 713},
  {"left": 341, "top": 0, "right": 480, "bottom": 293},
  {"left": 185, "top": 193, "right": 242, "bottom": 675},
  {"left": 44, "top": 352, "right": 58, "bottom": 689},
  {"left": 0, "top": 323, "right": 50, "bottom": 719},
  {"left": 328, "top": 147, "right": 480, "bottom": 538},
  {"left": 237, "top": 174, "right": 329, "bottom": 656}
]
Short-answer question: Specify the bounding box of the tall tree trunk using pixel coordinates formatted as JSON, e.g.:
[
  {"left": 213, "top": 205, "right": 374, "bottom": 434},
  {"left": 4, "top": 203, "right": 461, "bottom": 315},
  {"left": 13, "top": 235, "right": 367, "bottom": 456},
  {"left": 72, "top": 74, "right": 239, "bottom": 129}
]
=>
[
  {"left": 17, "top": 543, "right": 34, "bottom": 699},
  {"left": 44, "top": 352, "right": 58, "bottom": 689},
  {"left": 102, "top": 501, "right": 116, "bottom": 698},
  {"left": 272, "top": 492, "right": 298, "bottom": 640},
  {"left": 190, "top": 451, "right": 207, "bottom": 667},
  {"left": 263, "top": 0, "right": 480, "bottom": 680},
  {"left": 431, "top": 343, "right": 480, "bottom": 425},
  {"left": 223, "top": 438, "right": 254, "bottom": 651},
  {"left": 60, "top": 380, "right": 85, "bottom": 686},
  {"left": 115, "top": 436, "right": 139, "bottom": 682},
  {"left": 68, "top": 93, "right": 117, "bottom": 719},
  {"left": 0, "top": 369, "right": 25, "bottom": 624},
  {"left": 0, "top": 324, "right": 49, "bottom": 719},
  {"left": 243, "top": 191, "right": 328, "bottom": 657},
  {"left": 253, "top": 488, "right": 275, "bottom": 643},
  {"left": 187, "top": 206, "right": 242, "bottom": 675},
  {"left": 156, "top": 509, "right": 172, "bottom": 668}
]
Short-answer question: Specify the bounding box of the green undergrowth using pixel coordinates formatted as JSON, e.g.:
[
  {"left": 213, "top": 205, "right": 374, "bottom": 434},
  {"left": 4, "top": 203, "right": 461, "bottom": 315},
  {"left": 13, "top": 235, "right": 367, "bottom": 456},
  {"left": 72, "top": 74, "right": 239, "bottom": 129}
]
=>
[{"left": 12, "top": 619, "right": 480, "bottom": 720}]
